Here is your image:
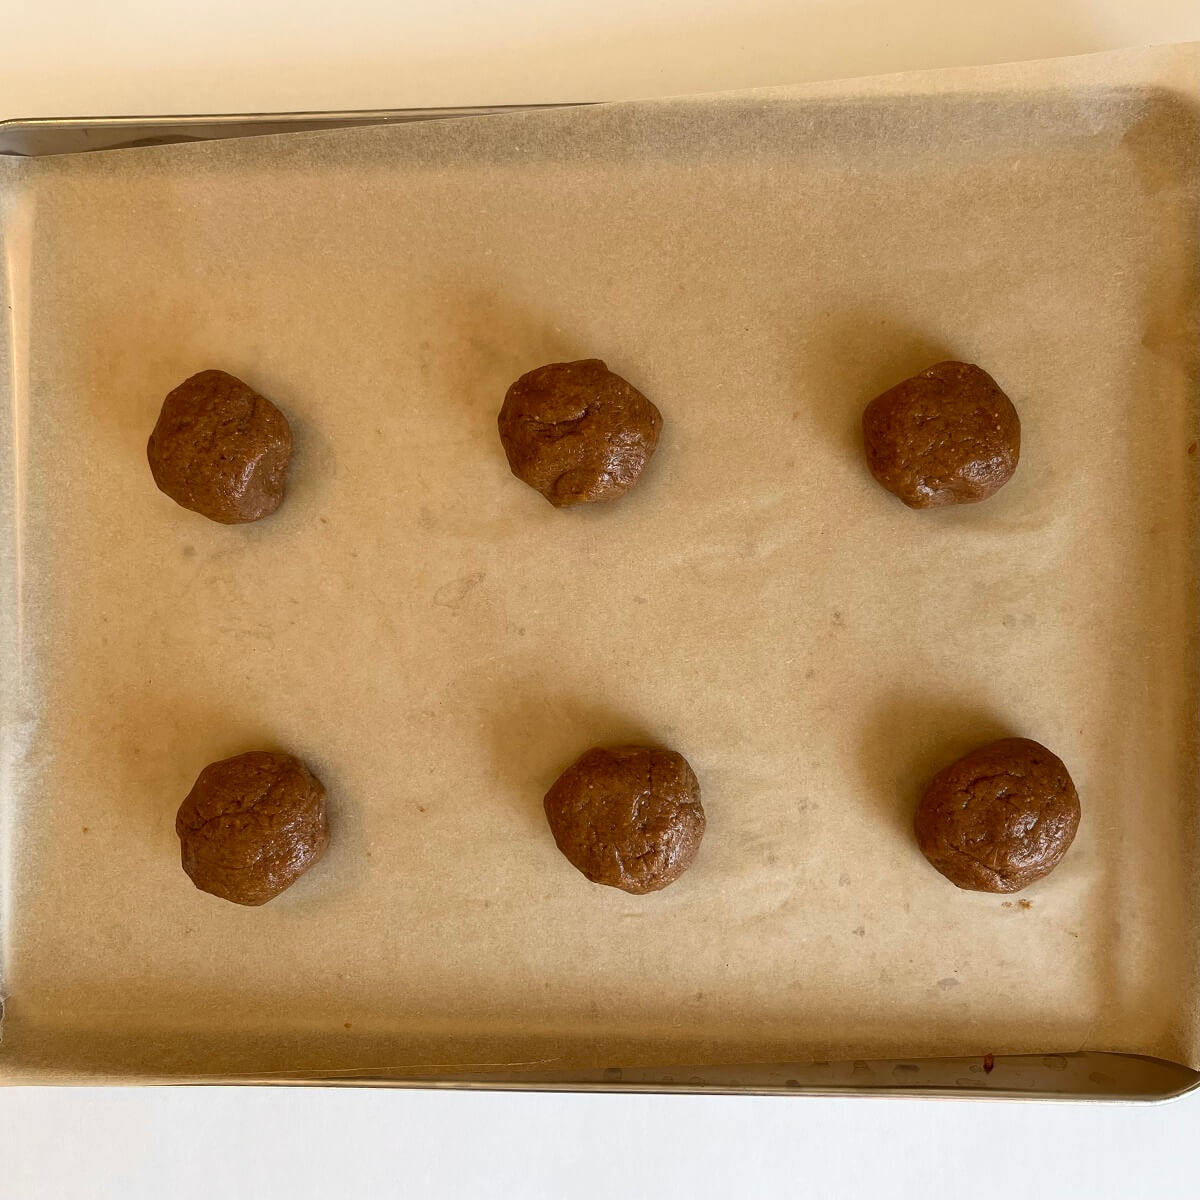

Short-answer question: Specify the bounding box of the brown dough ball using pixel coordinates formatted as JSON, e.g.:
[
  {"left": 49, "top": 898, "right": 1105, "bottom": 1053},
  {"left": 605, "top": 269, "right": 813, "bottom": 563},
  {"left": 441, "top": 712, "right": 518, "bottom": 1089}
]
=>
[
  {"left": 543, "top": 745, "right": 705, "bottom": 894},
  {"left": 176, "top": 751, "right": 329, "bottom": 906},
  {"left": 498, "top": 359, "right": 662, "bottom": 506},
  {"left": 914, "top": 737, "right": 1080, "bottom": 894},
  {"left": 862, "top": 361, "right": 1019, "bottom": 508},
  {"left": 147, "top": 369, "right": 293, "bottom": 523}
]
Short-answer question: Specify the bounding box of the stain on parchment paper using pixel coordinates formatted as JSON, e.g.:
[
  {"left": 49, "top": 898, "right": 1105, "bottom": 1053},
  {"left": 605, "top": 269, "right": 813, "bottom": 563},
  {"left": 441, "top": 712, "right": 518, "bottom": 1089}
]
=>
[{"left": 434, "top": 570, "right": 485, "bottom": 610}]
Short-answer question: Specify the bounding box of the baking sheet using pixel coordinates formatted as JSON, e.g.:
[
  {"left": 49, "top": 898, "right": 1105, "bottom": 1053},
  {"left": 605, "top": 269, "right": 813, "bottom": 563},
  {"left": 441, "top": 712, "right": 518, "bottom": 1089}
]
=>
[{"left": 0, "top": 45, "right": 1197, "bottom": 1083}]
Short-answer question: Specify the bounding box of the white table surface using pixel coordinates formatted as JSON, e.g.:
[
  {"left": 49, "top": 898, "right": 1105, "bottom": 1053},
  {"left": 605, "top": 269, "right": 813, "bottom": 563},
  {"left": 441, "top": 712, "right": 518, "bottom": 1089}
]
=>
[{"left": 2, "top": 3, "right": 1198, "bottom": 1197}]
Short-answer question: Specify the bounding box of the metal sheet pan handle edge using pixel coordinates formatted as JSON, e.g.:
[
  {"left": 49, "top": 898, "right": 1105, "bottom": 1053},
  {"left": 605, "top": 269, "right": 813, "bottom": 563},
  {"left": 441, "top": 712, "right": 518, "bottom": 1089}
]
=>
[{"left": 0, "top": 106, "right": 587, "bottom": 157}]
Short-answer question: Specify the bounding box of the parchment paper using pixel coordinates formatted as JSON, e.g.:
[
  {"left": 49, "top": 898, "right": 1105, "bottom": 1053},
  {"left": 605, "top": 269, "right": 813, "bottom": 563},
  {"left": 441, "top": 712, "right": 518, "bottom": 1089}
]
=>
[{"left": 1, "top": 45, "right": 1197, "bottom": 1081}]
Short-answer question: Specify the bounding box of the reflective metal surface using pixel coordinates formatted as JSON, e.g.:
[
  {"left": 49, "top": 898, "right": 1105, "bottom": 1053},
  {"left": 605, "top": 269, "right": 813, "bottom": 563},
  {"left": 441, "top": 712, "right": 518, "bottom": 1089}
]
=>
[{"left": 0, "top": 106, "right": 575, "bottom": 157}]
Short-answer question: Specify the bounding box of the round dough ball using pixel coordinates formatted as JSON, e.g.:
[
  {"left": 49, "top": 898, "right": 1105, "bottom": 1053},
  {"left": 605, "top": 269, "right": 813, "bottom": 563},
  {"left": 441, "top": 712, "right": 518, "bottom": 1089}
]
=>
[
  {"left": 498, "top": 359, "right": 662, "bottom": 506},
  {"left": 862, "top": 361, "right": 1019, "bottom": 508},
  {"left": 914, "top": 737, "right": 1080, "bottom": 893},
  {"left": 543, "top": 745, "right": 705, "bottom": 894},
  {"left": 176, "top": 751, "right": 329, "bottom": 906},
  {"left": 147, "top": 369, "right": 293, "bottom": 523}
]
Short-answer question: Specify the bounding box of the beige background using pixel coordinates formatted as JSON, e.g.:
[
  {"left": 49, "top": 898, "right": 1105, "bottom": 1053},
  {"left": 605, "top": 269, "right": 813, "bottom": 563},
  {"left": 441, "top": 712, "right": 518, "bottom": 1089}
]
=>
[
  {"left": 1, "top": 3, "right": 1199, "bottom": 1199},
  {"left": 0, "top": 0, "right": 1197, "bottom": 116}
]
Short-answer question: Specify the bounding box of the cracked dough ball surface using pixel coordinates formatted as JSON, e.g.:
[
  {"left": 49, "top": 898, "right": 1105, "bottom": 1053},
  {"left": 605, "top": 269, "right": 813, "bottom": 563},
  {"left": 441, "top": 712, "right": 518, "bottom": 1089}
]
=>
[
  {"left": 176, "top": 751, "right": 329, "bottom": 906},
  {"left": 862, "top": 361, "right": 1019, "bottom": 508},
  {"left": 914, "top": 737, "right": 1080, "bottom": 894},
  {"left": 543, "top": 745, "right": 705, "bottom": 894},
  {"left": 148, "top": 369, "right": 293, "bottom": 524},
  {"left": 497, "top": 359, "right": 662, "bottom": 506}
]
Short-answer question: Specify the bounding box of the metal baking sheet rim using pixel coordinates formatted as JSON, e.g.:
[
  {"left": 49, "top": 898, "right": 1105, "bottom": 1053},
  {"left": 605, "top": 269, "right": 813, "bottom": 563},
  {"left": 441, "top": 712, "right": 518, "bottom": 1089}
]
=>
[{"left": 0, "top": 107, "right": 1196, "bottom": 1103}]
